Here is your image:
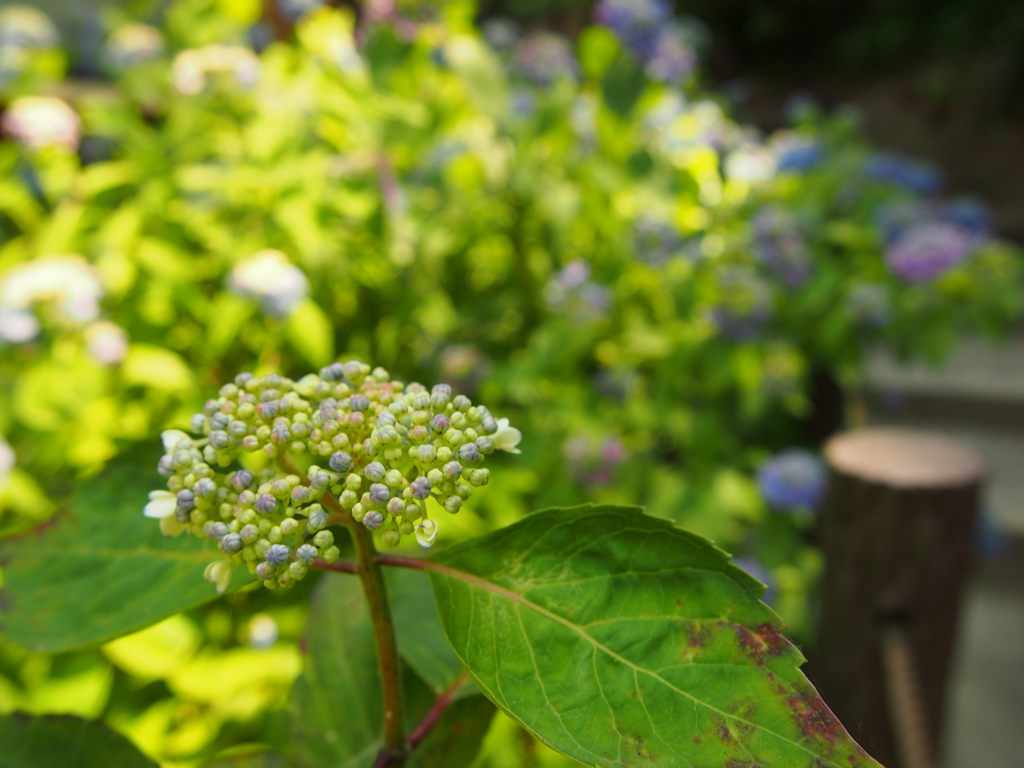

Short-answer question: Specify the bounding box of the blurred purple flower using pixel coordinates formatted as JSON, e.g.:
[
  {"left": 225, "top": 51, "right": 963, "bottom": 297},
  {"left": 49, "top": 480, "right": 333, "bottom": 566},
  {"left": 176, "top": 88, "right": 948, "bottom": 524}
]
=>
[
  {"left": 751, "top": 206, "right": 813, "bottom": 288},
  {"left": 885, "top": 222, "right": 974, "bottom": 283},
  {"left": 757, "top": 448, "right": 828, "bottom": 513},
  {"left": 545, "top": 260, "right": 611, "bottom": 322},
  {"left": 514, "top": 31, "right": 578, "bottom": 86},
  {"left": 594, "top": 0, "right": 672, "bottom": 58},
  {"left": 564, "top": 434, "right": 627, "bottom": 489},
  {"left": 644, "top": 24, "right": 698, "bottom": 83}
]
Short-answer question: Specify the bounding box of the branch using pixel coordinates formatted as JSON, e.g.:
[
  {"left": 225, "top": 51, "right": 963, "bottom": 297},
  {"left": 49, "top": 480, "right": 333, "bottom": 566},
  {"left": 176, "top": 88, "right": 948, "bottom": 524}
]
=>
[
  {"left": 312, "top": 558, "right": 357, "bottom": 574},
  {"left": 406, "top": 672, "right": 471, "bottom": 752}
]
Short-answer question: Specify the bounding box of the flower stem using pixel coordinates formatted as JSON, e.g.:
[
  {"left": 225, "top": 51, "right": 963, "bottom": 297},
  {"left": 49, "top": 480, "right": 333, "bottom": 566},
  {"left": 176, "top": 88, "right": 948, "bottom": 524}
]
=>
[{"left": 321, "top": 492, "right": 407, "bottom": 763}]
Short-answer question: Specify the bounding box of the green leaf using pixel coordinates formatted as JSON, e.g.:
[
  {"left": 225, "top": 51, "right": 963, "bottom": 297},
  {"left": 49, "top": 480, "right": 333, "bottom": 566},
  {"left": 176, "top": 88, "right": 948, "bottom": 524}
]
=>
[
  {"left": 285, "top": 298, "right": 336, "bottom": 368},
  {"left": 0, "top": 713, "right": 157, "bottom": 768},
  {"left": 387, "top": 567, "right": 468, "bottom": 695},
  {"left": 0, "top": 455, "right": 253, "bottom": 652},
  {"left": 423, "top": 504, "right": 882, "bottom": 768},
  {"left": 292, "top": 574, "right": 494, "bottom": 768}
]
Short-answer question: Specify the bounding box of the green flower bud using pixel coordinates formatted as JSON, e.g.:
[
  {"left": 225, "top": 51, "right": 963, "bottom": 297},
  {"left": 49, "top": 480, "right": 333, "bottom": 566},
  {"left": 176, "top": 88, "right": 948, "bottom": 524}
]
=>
[
  {"left": 307, "top": 505, "right": 329, "bottom": 529},
  {"left": 364, "top": 462, "right": 385, "bottom": 482},
  {"left": 399, "top": 520, "right": 415, "bottom": 535},
  {"left": 468, "top": 468, "right": 491, "bottom": 487},
  {"left": 256, "top": 561, "right": 276, "bottom": 580},
  {"left": 444, "top": 496, "right": 463, "bottom": 514},
  {"left": 321, "top": 545, "right": 341, "bottom": 563},
  {"left": 339, "top": 489, "right": 357, "bottom": 507},
  {"left": 442, "top": 461, "right": 462, "bottom": 479},
  {"left": 382, "top": 529, "right": 401, "bottom": 547},
  {"left": 313, "top": 530, "right": 334, "bottom": 548},
  {"left": 289, "top": 562, "right": 309, "bottom": 580},
  {"left": 280, "top": 517, "right": 298, "bottom": 535},
  {"left": 385, "top": 469, "right": 405, "bottom": 488}
]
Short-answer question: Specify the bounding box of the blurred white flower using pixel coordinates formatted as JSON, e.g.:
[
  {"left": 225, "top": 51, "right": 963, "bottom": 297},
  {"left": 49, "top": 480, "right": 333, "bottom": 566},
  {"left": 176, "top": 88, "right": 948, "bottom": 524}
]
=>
[
  {"left": 0, "top": 307, "right": 39, "bottom": 343},
  {"left": 105, "top": 23, "right": 165, "bottom": 69},
  {"left": 0, "top": 256, "right": 104, "bottom": 342},
  {"left": 415, "top": 518, "right": 439, "bottom": 548},
  {"left": 228, "top": 249, "right": 309, "bottom": 316},
  {"left": 0, "top": 6, "right": 58, "bottom": 49},
  {"left": 248, "top": 613, "right": 279, "bottom": 647},
  {"left": 143, "top": 490, "right": 176, "bottom": 519},
  {"left": 1, "top": 96, "right": 82, "bottom": 151},
  {"left": 492, "top": 418, "right": 522, "bottom": 454},
  {"left": 85, "top": 321, "right": 129, "bottom": 365},
  {"left": 173, "top": 45, "right": 261, "bottom": 95},
  {"left": 725, "top": 143, "right": 777, "bottom": 182}
]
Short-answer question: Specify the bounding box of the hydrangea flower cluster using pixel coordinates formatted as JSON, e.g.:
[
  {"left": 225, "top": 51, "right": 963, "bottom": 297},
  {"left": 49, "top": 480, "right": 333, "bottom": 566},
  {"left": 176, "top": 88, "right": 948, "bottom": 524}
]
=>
[
  {"left": 105, "top": 23, "right": 165, "bottom": 70},
  {"left": 757, "top": 448, "right": 828, "bottom": 513},
  {"left": 886, "top": 222, "right": 975, "bottom": 283},
  {"left": 865, "top": 153, "right": 942, "bottom": 197},
  {"left": 0, "top": 6, "right": 58, "bottom": 51},
  {"left": 227, "top": 250, "right": 309, "bottom": 317},
  {"left": 1, "top": 96, "right": 81, "bottom": 151},
  {"left": 594, "top": 1, "right": 699, "bottom": 84},
  {"left": 0, "top": 255, "right": 104, "bottom": 343},
  {"left": 172, "top": 45, "right": 261, "bottom": 95},
  {"left": 545, "top": 260, "right": 611, "bottom": 322},
  {"left": 144, "top": 360, "right": 521, "bottom": 592},
  {"left": 709, "top": 267, "right": 773, "bottom": 341},
  {"left": 751, "top": 206, "right": 813, "bottom": 288},
  {"left": 514, "top": 31, "right": 578, "bottom": 86},
  {"left": 633, "top": 215, "right": 682, "bottom": 266}
]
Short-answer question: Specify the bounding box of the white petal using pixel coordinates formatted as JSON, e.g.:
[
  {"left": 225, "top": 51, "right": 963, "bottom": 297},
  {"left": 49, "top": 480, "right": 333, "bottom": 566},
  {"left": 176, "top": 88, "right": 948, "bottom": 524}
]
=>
[
  {"left": 204, "top": 560, "right": 233, "bottom": 593},
  {"left": 161, "top": 429, "right": 190, "bottom": 453},
  {"left": 415, "top": 519, "right": 439, "bottom": 548},
  {"left": 144, "top": 491, "right": 176, "bottom": 518},
  {"left": 159, "top": 515, "right": 188, "bottom": 537},
  {"left": 492, "top": 418, "right": 522, "bottom": 454}
]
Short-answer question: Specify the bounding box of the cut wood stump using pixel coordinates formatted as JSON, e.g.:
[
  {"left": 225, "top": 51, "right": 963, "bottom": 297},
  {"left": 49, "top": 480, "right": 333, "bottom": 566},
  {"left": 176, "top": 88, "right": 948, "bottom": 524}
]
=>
[{"left": 814, "top": 427, "right": 985, "bottom": 768}]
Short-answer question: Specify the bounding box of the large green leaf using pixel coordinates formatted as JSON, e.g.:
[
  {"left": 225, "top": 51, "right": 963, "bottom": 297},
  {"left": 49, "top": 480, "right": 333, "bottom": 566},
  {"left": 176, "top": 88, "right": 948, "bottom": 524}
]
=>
[
  {"left": 0, "top": 713, "right": 157, "bottom": 768},
  {"left": 292, "top": 574, "right": 494, "bottom": 768},
  {"left": 0, "top": 456, "right": 252, "bottom": 652},
  {"left": 423, "top": 504, "right": 883, "bottom": 768},
  {"left": 387, "top": 567, "right": 469, "bottom": 695}
]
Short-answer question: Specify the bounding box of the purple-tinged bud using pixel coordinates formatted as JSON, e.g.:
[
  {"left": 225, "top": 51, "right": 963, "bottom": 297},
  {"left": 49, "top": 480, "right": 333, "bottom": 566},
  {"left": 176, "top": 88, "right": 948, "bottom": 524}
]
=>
[
  {"left": 458, "top": 443, "right": 481, "bottom": 463},
  {"left": 193, "top": 478, "right": 218, "bottom": 498},
  {"left": 190, "top": 414, "right": 206, "bottom": 433},
  {"left": 296, "top": 543, "right": 318, "bottom": 564},
  {"left": 172, "top": 451, "right": 194, "bottom": 470},
  {"left": 320, "top": 362, "right": 346, "bottom": 380},
  {"left": 432, "top": 383, "right": 453, "bottom": 397},
  {"left": 350, "top": 394, "right": 370, "bottom": 412},
  {"left": 255, "top": 493, "right": 277, "bottom": 514},
  {"left": 364, "top": 462, "right": 386, "bottom": 482},
  {"left": 442, "top": 461, "right": 462, "bottom": 479},
  {"left": 475, "top": 436, "right": 495, "bottom": 455},
  {"left": 228, "top": 420, "right": 249, "bottom": 438},
  {"left": 310, "top": 471, "right": 331, "bottom": 489},
  {"left": 235, "top": 372, "right": 255, "bottom": 387},
  {"left": 265, "top": 543, "right": 291, "bottom": 566},
  {"left": 176, "top": 489, "right": 196, "bottom": 511},
  {"left": 409, "top": 476, "right": 432, "bottom": 500},
  {"left": 241, "top": 435, "right": 260, "bottom": 452},
  {"left": 416, "top": 444, "right": 436, "bottom": 463},
  {"left": 240, "top": 524, "right": 259, "bottom": 542},
  {"left": 157, "top": 455, "right": 174, "bottom": 477},
  {"left": 291, "top": 486, "right": 311, "bottom": 505},
  {"left": 376, "top": 411, "right": 397, "bottom": 428},
  {"left": 387, "top": 497, "right": 406, "bottom": 515},
  {"left": 270, "top": 425, "right": 290, "bottom": 444},
  {"left": 256, "top": 401, "right": 279, "bottom": 420},
  {"left": 481, "top": 417, "right": 498, "bottom": 435},
  {"left": 369, "top": 483, "right": 391, "bottom": 504},
  {"left": 209, "top": 522, "right": 230, "bottom": 540},
  {"left": 209, "top": 431, "right": 231, "bottom": 450},
  {"left": 452, "top": 395, "right": 471, "bottom": 412},
  {"left": 221, "top": 533, "right": 243, "bottom": 554},
  {"left": 230, "top": 470, "right": 254, "bottom": 491},
  {"left": 256, "top": 561, "right": 276, "bottom": 580},
  {"left": 203, "top": 399, "right": 220, "bottom": 416},
  {"left": 209, "top": 412, "right": 231, "bottom": 431},
  {"left": 431, "top": 413, "right": 450, "bottom": 434},
  {"left": 363, "top": 510, "right": 384, "bottom": 529},
  {"left": 329, "top": 451, "right": 353, "bottom": 472},
  {"left": 409, "top": 425, "right": 428, "bottom": 442}
]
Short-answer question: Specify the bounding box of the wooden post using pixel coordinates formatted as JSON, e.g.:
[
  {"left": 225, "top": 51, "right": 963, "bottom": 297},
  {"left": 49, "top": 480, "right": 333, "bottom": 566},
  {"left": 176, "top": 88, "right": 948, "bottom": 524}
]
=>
[{"left": 813, "top": 427, "right": 984, "bottom": 768}]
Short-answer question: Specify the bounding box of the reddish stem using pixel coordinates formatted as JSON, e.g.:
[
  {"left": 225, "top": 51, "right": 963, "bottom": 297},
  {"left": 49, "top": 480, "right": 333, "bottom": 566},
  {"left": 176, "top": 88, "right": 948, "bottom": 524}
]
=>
[{"left": 406, "top": 672, "right": 471, "bottom": 752}]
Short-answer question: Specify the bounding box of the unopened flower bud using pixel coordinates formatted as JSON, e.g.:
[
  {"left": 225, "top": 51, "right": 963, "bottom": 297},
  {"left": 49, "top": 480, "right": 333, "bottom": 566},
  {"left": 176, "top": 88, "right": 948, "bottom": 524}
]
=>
[
  {"left": 329, "top": 451, "right": 353, "bottom": 472},
  {"left": 385, "top": 469, "right": 404, "bottom": 488},
  {"left": 416, "top": 445, "right": 436, "bottom": 464},
  {"left": 256, "top": 561, "right": 276, "bottom": 580},
  {"left": 254, "top": 493, "right": 277, "bottom": 514},
  {"left": 221, "top": 533, "right": 243, "bottom": 554},
  {"left": 210, "top": 413, "right": 231, "bottom": 431},
  {"left": 313, "top": 529, "right": 334, "bottom": 548},
  {"left": 231, "top": 470, "right": 254, "bottom": 491},
  {"left": 193, "top": 478, "right": 217, "bottom": 498},
  {"left": 468, "top": 468, "right": 491, "bottom": 487},
  {"left": 363, "top": 510, "right": 384, "bottom": 529},
  {"left": 177, "top": 489, "right": 196, "bottom": 512},
  {"left": 452, "top": 395, "right": 471, "bottom": 412},
  {"left": 209, "top": 522, "right": 230, "bottom": 539},
  {"left": 444, "top": 496, "right": 463, "bottom": 514},
  {"left": 458, "top": 443, "right": 481, "bottom": 463},
  {"left": 307, "top": 505, "right": 328, "bottom": 529},
  {"left": 382, "top": 529, "right": 401, "bottom": 547},
  {"left": 475, "top": 436, "right": 494, "bottom": 455},
  {"left": 321, "top": 545, "right": 341, "bottom": 563},
  {"left": 191, "top": 414, "right": 207, "bottom": 432},
  {"left": 280, "top": 517, "right": 298, "bottom": 534},
  {"left": 240, "top": 523, "right": 259, "bottom": 542},
  {"left": 350, "top": 394, "right": 370, "bottom": 412},
  {"left": 295, "top": 543, "right": 318, "bottom": 564},
  {"left": 387, "top": 497, "right": 406, "bottom": 515},
  {"left": 405, "top": 476, "right": 429, "bottom": 500},
  {"left": 310, "top": 471, "right": 331, "bottom": 489},
  {"left": 364, "top": 462, "right": 385, "bottom": 481},
  {"left": 291, "top": 486, "right": 311, "bottom": 506},
  {"left": 442, "top": 461, "right": 462, "bottom": 479},
  {"left": 368, "top": 483, "right": 390, "bottom": 504},
  {"left": 431, "top": 413, "right": 450, "bottom": 433},
  {"left": 157, "top": 455, "right": 174, "bottom": 477},
  {"left": 209, "top": 431, "right": 231, "bottom": 450},
  {"left": 265, "top": 543, "right": 291, "bottom": 566}
]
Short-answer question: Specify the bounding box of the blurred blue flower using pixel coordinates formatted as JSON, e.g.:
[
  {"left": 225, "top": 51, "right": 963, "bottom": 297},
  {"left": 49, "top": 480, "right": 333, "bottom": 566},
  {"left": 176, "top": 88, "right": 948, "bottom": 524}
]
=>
[
  {"left": 593, "top": 0, "right": 672, "bottom": 58},
  {"left": 732, "top": 558, "right": 776, "bottom": 605},
  {"left": 865, "top": 152, "right": 942, "bottom": 196},
  {"left": 644, "top": 23, "right": 698, "bottom": 83},
  {"left": 942, "top": 196, "right": 991, "bottom": 238},
  {"left": 757, "top": 448, "right": 828, "bottom": 512}
]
